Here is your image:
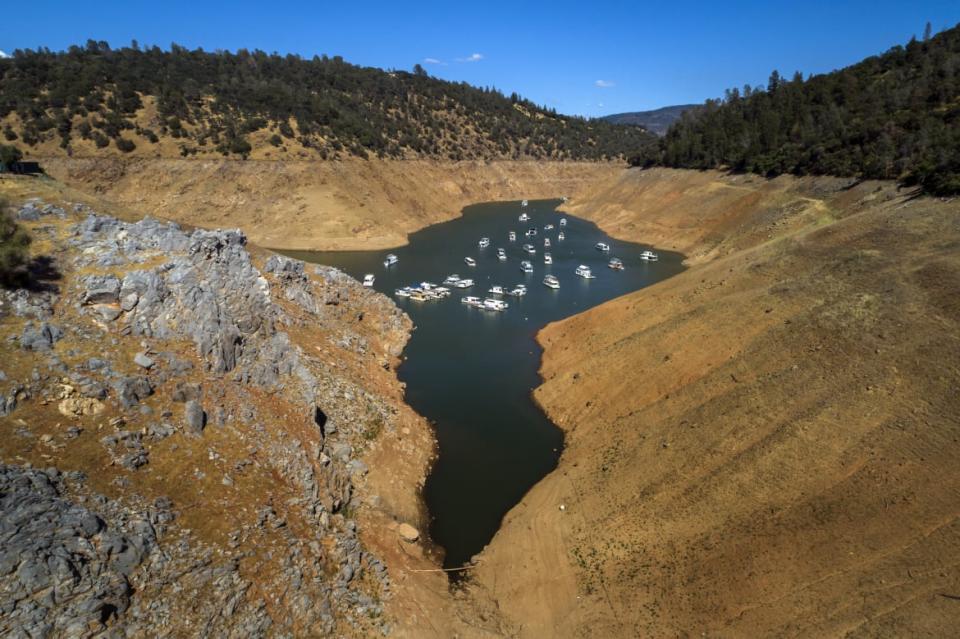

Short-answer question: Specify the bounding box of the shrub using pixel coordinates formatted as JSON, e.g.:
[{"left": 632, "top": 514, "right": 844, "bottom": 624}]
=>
[
  {"left": 115, "top": 137, "right": 136, "bottom": 153},
  {"left": 0, "top": 197, "right": 31, "bottom": 285}
]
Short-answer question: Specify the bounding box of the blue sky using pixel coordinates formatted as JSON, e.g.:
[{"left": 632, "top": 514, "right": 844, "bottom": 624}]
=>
[{"left": 3, "top": 1, "right": 959, "bottom": 117}]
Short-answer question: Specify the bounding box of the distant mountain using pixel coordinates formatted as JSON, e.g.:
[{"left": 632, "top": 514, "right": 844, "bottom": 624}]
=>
[
  {"left": 0, "top": 43, "right": 656, "bottom": 161},
  {"left": 601, "top": 105, "right": 700, "bottom": 136}
]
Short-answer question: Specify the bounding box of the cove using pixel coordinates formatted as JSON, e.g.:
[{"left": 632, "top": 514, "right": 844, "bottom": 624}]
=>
[{"left": 280, "top": 199, "right": 684, "bottom": 570}]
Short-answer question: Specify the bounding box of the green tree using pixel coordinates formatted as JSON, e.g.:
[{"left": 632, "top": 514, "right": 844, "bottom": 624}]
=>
[{"left": 0, "top": 144, "right": 23, "bottom": 170}]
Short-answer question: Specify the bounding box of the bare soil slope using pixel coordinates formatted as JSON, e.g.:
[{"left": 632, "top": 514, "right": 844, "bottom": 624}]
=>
[
  {"left": 474, "top": 168, "right": 960, "bottom": 636},
  {"left": 40, "top": 158, "right": 620, "bottom": 251}
]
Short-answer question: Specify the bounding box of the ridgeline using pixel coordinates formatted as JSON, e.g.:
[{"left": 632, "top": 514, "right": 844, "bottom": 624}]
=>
[{"left": 0, "top": 42, "right": 655, "bottom": 162}]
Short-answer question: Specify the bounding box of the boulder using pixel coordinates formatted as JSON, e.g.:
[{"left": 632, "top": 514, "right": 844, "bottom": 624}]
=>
[
  {"left": 21, "top": 323, "right": 64, "bottom": 350},
  {"left": 133, "top": 353, "right": 154, "bottom": 369},
  {"left": 397, "top": 523, "right": 420, "bottom": 543},
  {"left": 184, "top": 400, "right": 206, "bottom": 435},
  {"left": 82, "top": 275, "right": 121, "bottom": 305}
]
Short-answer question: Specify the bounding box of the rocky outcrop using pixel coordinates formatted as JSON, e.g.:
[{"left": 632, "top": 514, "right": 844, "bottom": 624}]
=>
[{"left": 1, "top": 201, "right": 416, "bottom": 636}]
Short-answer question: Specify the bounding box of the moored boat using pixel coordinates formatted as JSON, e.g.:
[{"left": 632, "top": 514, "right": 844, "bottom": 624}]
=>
[
  {"left": 488, "top": 285, "right": 505, "bottom": 296},
  {"left": 497, "top": 248, "right": 507, "bottom": 261},
  {"left": 639, "top": 250, "right": 659, "bottom": 261},
  {"left": 482, "top": 298, "right": 509, "bottom": 311},
  {"left": 453, "top": 278, "right": 474, "bottom": 288},
  {"left": 595, "top": 242, "right": 610, "bottom": 252},
  {"left": 509, "top": 231, "right": 517, "bottom": 241},
  {"left": 383, "top": 253, "right": 399, "bottom": 267},
  {"left": 478, "top": 237, "right": 490, "bottom": 248},
  {"left": 461, "top": 296, "right": 482, "bottom": 307},
  {"left": 464, "top": 257, "right": 477, "bottom": 266},
  {"left": 575, "top": 264, "right": 595, "bottom": 278},
  {"left": 558, "top": 231, "right": 565, "bottom": 241},
  {"left": 520, "top": 260, "right": 534, "bottom": 273},
  {"left": 543, "top": 274, "right": 560, "bottom": 289},
  {"left": 519, "top": 212, "right": 530, "bottom": 222},
  {"left": 363, "top": 274, "right": 375, "bottom": 287},
  {"left": 544, "top": 252, "right": 553, "bottom": 264},
  {"left": 443, "top": 274, "right": 461, "bottom": 284},
  {"left": 560, "top": 217, "right": 567, "bottom": 226},
  {"left": 544, "top": 238, "right": 551, "bottom": 248},
  {"left": 608, "top": 257, "right": 624, "bottom": 270}
]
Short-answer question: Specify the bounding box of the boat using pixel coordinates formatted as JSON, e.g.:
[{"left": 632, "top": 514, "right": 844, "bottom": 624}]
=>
[
  {"left": 497, "top": 248, "right": 507, "bottom": 261},
  {"left": 595, "top": 242, "right": 610, "bottom": 252},
  {"left": 395, "top": 287, "right": 412, "bottom": 297},
  {"left": 521, "top": 199, "right": 529, "bottom": 207},
  {"left": 478, "top": 237, "right": 490, "bottom": 248},
  {"left": 527, "top": 227, "right": 538, "bottom": 236},
  {"left": 544, "top": 224, "right": 554, "bottom": 231},
  {"left": 639, "top": 250, "right": 659, "bottom": 262},
  {"left": 443, "top": 274, "right": 461, "bottom": 285},
  {"left": 519, "top": 212, "right": 530, "bottom": 222},
  {"left": 575, "top": 264, "right": 595, "bottom": 279},
  {"left": 560, "top": 218, "right": 567, "bottom": 226},
  {"left": 608, "top": 257, "right": 624, "bottom": 270},
  {"left": 464, "top": 257, "right": 477, "bottom": 267},
  {"left": 461, "top": 296, "right": 482, "bottom": 307},
  {"left": 363, "top": 274, "right": 375, "bottom": 287},
  {"left": 544, "top": 238, "right": 551, "bottom": 248},
  {"left": 506, "top": 286, "right": 527, "bottom": 297},
  {"left": 453, "top": 278, "right": 474, "bottom": 288},
  {"left": 543, "top": 275, "right": 560, "bottom": 289},
  {"left": 482, "top": 298, "right": 509, "bottom": 311},
  {"left": 520, "top": 260, "right": 534, "bottom": 273},
  {"left": 524, "top": 244, "right": 536, "bottom": 255},
  {"left": 544, "top": 252, "right": 553, "bottom": 264},
  {"left": 434, "top": 286, "right": 451, "bottom": 297},
  {"left": 558, "top": 232, "right": 565, "bottom": 241},
  {"left": 409, "top": 290, "right": 428, "bottom": 301},
  {"left": 515, "top": 284, "right": 527, "bottom": 291},
  {"left": 383, "top": 253, "right": 399, "bottom": 267},
  {"left": 508, "top": 231, "right": 517, "bottom": 242},
  {"left": 488, "top": 285, "right": 505, "bottom": 296}
]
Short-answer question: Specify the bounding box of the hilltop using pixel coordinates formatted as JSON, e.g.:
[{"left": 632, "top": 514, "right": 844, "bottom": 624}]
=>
[
  {"left": 0, "top": 43, "right": 655, "bottom": 162},
  {"left": 637, "top": 23, "right": 960, "bottom": 194},
  {"left": 601, "top": 104, "right": 698, "bottom": 135}
]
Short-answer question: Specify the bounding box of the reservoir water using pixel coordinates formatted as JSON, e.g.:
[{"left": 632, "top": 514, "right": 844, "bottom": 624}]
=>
[{"left": 281, "top": 199, "right": 684, "bottom": 570}]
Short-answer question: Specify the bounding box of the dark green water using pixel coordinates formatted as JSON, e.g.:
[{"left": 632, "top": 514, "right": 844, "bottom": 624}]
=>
[{"left": 281, "top": 199, "right": 684, "bottom": 570}]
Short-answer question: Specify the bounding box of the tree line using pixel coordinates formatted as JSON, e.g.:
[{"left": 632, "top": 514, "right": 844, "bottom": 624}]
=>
[
  {"left": 633, "top": 23, "right": 960, "bottom": 195},
  {"left": 0, "top": 41, "right": 655, "bottom": 161}
]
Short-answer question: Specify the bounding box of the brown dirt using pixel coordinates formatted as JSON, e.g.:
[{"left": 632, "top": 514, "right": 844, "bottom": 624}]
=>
[
  {"left": 472, "top": 168, "right": 960, "bottom": 637},
  {"left": 39, "top": 157, "right": 621, "bottom": 251}
]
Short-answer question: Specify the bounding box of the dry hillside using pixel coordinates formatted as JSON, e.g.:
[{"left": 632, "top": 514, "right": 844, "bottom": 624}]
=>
[
  {"left": 473, "top": 168, "right": 960, "bottom": 636},
  {"left": 39, "top": 158, "right": 622, "bottom": 250}
]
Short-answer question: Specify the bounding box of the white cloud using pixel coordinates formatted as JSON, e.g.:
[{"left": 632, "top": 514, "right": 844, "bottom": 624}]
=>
[
  {"left": 423, "top": 57, "right": 445, "bottom": 65},
  {"left": 456, "top": 53, "right": 484, "bottom": 63},
  {"left": 0, "top": 50, "right": 9, "bottom": 59},
  {"left": 595, "top": 79, "right": 615, "bottom": 88}
]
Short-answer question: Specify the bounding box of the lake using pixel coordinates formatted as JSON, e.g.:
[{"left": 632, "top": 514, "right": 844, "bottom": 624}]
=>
[{"left": 280, "top": 198, "right": 684, "bottom": 570}]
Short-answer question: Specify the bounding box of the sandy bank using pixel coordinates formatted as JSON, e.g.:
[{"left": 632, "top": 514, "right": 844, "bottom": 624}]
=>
[{"left": 40, "top": 158, "right": 623, "bottom": 251}]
